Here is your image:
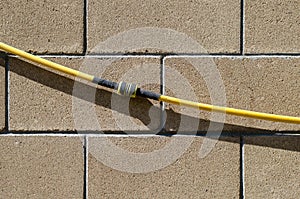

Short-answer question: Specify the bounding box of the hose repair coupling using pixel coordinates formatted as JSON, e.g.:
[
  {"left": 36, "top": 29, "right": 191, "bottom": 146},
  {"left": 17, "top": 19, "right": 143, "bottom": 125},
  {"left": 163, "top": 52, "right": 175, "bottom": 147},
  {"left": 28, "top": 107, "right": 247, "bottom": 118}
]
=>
[{"left": 117, "top": 81, "right": 138, "bottom": 98}]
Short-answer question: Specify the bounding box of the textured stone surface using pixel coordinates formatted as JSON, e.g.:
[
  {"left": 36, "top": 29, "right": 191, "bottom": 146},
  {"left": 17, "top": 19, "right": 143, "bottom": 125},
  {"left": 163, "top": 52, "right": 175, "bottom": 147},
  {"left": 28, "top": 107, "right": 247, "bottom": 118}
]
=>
[
  {"left": 92, "top": 58, "right": 161, "bottom": 132},
  {"left": 0, "top": 0, "right": 83, "bottom": 54},
  {"left": 9, "top": 57, "right": 161, "bottom": 132},
  {"left": 2, "top": 1, "right": 300, "bottom": 198},
  {"left": 244, "top": 136, "right": 300, "bottom": 198},
  {"left": 88, "top": 136, "right": 240, "bottom": 198},
  {"left": 164, "top": 57, "right": 300, "bottom": 132},
  {"left": 0, "top": 57, "right": 5, "bottom": 131},
  {"left": 9, "top": 57, "right": 81, "bottom": 131},
  {"left": 0, "top": 136, "right": 84, "bottom": 198},
  {"left": 88, "top": 0, "right": 240, "bottom": 54},
  {"left": 245, "top": 0, "right": 300, "bottom": 53}
]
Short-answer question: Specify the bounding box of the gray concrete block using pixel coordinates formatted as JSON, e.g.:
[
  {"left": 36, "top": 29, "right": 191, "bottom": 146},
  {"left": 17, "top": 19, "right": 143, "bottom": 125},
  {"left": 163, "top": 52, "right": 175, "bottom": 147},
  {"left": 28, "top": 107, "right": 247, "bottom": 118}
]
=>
[
  {"left": 164, "top": 57, "right": 300, "bottom": 132},
  {"left": 88, "top": 0, "right": 240, "bottom": 54},
  {"left": 245, "top": 0, "right": 300, "bottom": 53},
  {"left": 88, "top": 136, "right": 240, "bottom": 198},
  {"left": 0, "top": 136, "right": 84, "bottom": 198},
  {"left": 244, "top": 136, "right": 300, "bottom": 198},
  {"left": 0, "top": 0, "right": 84, "bottom": 54},
  {"left": 9, "top": 57, "right": 161, "bottom": 132}
]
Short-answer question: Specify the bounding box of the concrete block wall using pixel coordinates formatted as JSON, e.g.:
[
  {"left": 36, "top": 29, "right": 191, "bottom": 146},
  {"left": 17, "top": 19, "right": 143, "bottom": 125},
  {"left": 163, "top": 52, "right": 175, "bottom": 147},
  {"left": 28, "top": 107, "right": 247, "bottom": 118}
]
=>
[{"left": 0, "top": 0, "right": 299, "bottom": 198}]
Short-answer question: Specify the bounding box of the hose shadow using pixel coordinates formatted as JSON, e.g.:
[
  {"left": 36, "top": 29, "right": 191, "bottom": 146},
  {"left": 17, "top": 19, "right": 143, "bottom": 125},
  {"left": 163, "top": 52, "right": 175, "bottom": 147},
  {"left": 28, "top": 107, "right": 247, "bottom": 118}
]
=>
[{"left": 8, "top": 57, "right": 300, "bottom": 152}]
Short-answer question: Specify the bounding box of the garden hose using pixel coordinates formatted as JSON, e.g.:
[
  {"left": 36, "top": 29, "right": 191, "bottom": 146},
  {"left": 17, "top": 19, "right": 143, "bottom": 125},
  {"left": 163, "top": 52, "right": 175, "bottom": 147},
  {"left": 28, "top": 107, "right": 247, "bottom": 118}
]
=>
[{"left": 0, "top": 42, "right": 299, "bottom": 124}]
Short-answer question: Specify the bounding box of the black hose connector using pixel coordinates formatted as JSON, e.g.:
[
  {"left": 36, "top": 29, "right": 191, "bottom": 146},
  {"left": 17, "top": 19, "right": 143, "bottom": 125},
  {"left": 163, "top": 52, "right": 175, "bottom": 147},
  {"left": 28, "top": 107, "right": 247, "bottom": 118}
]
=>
[
  {"left": 92, "top": 77, "right": 160, "bottom": 101},
  {"left": 135, "top": 88, "right": 160, "bottom": 101},
  {"left": 92, "top": 77, "right": 118, "bottom": 89}
]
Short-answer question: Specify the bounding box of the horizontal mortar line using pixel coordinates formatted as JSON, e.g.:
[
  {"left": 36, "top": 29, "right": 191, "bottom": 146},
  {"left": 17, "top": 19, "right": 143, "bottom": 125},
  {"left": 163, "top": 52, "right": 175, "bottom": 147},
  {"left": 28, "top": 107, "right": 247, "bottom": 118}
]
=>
[
  {"left": 39, "top": 54, "right": 162, "bottom": 58},
  {"left": 245, "top": 53, "right": 300, "bottom": 56},
  {"left": 0, "top": 133, "right": 83, "bottom": 137},
  {"left": 164, "top": 54, "right": 300, "bottom": 59},
  {"left": 73, "top": 53, "right": 300, "bottom": 57},
  {"left": 6, "top": 54, "right": 162, "bottom": 59},
  {"left": 2, "top": 129, "right": 300, "bottom": 134},
  {"left": 137, "top": 133, "right": 300, "bottom": 137},
  {"left": 5, "top": 53, "right": 300, "bottom": 59},
  {"left": 0, "top": 133, "right": 248, "bottom": 138},
  {"left": 1, "top": 52, "right": 87, "bottom": 56},
  {"left": 3, "top": 129, "right": 298, "bottom": 134},
  {"left": 2, "top": 52, "right": 240, "bottom": 57},
  {"left": 1, "top": 132, "right": 299, "bottom": 137},
  {"left": 241, "top": 54, "right": 300, "bottom": 58},
  {"left": 65, "top": 53, "right": 243, "bottom": 57},
  {"left": 0, "top": 133, "right": 204, "bottom": 137},
  {"left": 85, "top": 134, "right": 221, "bottom": 138},
  {"left": 20, "top": 54, "right": 300, "bottom": 59}
]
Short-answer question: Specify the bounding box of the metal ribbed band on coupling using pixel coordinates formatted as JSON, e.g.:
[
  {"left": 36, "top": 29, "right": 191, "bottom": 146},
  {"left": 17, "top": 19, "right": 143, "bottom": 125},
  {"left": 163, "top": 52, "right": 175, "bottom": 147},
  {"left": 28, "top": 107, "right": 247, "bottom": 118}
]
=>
[{"left": 117, "top": 81, "right": 138, "bottom": 98}]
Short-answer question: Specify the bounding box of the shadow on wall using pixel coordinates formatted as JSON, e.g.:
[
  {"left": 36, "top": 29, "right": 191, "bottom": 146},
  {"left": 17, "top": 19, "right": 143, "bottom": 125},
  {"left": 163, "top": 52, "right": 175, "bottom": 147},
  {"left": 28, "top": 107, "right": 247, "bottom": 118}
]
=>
[{"left": 5, "top": 57, "right": 300, "bottom": 153}]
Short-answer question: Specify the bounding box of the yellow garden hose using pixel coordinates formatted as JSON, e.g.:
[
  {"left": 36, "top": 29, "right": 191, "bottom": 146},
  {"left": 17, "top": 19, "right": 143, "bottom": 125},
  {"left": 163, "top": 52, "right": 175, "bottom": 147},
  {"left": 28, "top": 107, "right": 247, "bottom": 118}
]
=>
[{"left": 0, "top": 42, "right": 299, "bottom": 124}]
